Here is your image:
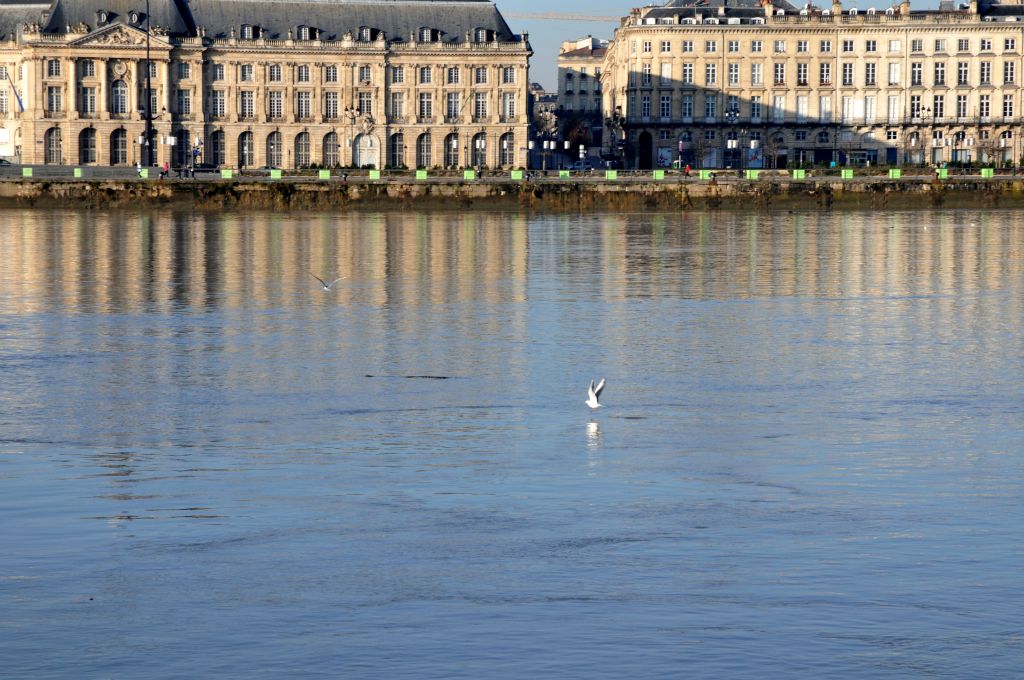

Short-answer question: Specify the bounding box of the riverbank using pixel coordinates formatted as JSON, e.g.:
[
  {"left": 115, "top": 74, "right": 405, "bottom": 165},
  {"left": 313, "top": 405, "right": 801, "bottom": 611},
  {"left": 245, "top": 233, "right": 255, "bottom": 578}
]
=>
[{"left": 3, "top": 174, "right": 1024, "bottom": 211}]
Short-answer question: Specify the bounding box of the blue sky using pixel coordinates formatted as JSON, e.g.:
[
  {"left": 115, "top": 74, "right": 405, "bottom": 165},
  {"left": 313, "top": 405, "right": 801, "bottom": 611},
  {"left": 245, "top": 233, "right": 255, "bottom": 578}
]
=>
[{"left": 503, "top": 0, "right": 942, "bottom": 89}]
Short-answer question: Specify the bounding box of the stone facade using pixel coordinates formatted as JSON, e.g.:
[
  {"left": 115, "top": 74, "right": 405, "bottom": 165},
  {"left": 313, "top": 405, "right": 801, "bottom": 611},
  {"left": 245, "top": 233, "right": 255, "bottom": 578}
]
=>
[
  {"left": 0, "top": 0, "right": 531, "bottom": 169},
  {"left": 600, "top": 0, "right": 1024, "bottom": 169}
]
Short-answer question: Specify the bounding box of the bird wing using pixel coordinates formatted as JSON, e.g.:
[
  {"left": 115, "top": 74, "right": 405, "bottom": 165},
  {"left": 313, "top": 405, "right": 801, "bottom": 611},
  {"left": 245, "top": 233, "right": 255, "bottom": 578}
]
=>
[
  {"left": 311, "top": 273, "right": 329, "bottom": 288},
  {"left": 594, "top": 378, "right": 606, "bottom": 400},
  {"left": 588, "top": 380, "right": 597, "bottom": 401},
  {"left": 328, "top": 278, "right": 343, "bottom": 289}
]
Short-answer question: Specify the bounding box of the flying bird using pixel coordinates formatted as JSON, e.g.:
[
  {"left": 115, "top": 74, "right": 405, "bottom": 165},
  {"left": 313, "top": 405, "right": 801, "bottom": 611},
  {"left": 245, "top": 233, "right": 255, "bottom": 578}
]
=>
[
  {"left": 586, "top": 378, "right": 606, "bottom": 409},
  {"left": 311, "top": 273, "right": 342, "bottom": 290}
]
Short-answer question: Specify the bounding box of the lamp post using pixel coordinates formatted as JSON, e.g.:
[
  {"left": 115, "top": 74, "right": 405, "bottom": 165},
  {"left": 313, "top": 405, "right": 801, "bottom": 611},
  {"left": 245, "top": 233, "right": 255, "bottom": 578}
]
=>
[
  {"left": 724, "top": 105, "right": 739, "bottom": 169},
  {"left": 475, "top": 135, "right": 486, "bottom": 170},
  {"left": 143, "top": 0, "right": 153, "bottom": 167}
]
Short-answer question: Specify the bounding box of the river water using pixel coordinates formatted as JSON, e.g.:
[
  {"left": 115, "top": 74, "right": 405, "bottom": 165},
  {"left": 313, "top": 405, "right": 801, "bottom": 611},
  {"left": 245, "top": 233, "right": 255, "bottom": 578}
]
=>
[{"left": 1, "top": 208, "right": 1022, "bottom": 678}]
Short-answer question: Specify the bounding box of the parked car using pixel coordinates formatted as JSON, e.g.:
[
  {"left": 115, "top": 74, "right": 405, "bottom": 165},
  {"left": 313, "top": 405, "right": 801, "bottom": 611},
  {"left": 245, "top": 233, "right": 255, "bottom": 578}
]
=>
[
  {"left": 0, "top": 158, "right": 12, "bottom": 166},
  {"left": 572, "top": 159, "right": 599, "bottom": 171}
]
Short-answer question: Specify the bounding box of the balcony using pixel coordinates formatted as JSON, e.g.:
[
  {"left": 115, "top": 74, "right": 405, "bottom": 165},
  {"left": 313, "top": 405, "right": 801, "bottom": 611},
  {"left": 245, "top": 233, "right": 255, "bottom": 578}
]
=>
[
  {"left": 444, "top": 115, "right": 460, "bottom": 124},
  {"left": 43, "top": 110, "right": 65, "bottom": 118},
  {"left": 78, "top": 111, "right": 99, "bottom": 119},
  {"left": 773, "top": 80, "right": 786, "bottom": 87},
  {"left": 388, "top": 115, "right": 407, "bottom": 124},
  {"left": 499, "top": 114, "right": 517, "bottom": 123},
  {"left": 417, "top": 115, "right": 435, "bottom": 124},
  {"left": 472, "top": 115, "right": 488, "bottom": 123}
]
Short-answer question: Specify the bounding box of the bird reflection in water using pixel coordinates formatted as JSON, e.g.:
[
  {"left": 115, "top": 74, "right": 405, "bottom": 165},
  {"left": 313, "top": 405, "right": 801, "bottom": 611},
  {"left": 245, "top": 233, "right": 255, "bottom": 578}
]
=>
[{"left": 586, "top": 420, "right": 602, "bottom": 450}]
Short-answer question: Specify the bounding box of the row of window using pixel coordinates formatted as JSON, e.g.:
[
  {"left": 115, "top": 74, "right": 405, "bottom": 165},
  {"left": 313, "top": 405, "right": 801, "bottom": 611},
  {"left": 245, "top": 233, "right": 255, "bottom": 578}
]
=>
[
  {"left": 42, "top": 60, "right": 519, "bottom": 86},
  {"left": 630, "top": 60, "right": 1019, "bottom": 87},
  {"left": 627, "top": 92, "right": 1020, "bottom": 121},
  {"left": 235, "top": 24, "right": 496, "bottom": 44},
  {"left": 632, "top": 37, "right": 1018, "bottom": 55}
]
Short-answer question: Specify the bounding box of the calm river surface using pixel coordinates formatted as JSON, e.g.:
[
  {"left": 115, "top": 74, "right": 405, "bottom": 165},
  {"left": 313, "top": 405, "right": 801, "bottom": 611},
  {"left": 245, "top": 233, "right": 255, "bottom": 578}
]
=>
[{"left": 1, "top": 208, "right": 1022, "bottom": 678}]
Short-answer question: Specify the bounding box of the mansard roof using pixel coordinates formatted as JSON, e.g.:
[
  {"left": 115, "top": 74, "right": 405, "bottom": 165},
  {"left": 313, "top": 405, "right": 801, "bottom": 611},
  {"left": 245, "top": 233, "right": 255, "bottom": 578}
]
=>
[{"left": 0, "top": 0, "right": 49, "bottom": 40}]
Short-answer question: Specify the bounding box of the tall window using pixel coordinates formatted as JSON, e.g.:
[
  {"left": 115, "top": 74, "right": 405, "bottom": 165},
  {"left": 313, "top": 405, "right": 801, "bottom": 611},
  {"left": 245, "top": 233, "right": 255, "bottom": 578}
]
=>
[
  {"left": 267, "top": 131, "right": 282, "bottom": 167},
  {"left": 268, "top": 91, "right": 283, "bottom": 119},
  {"left": 240, "top": 64, "right": 254, "bottom": 82},
  {"left": 389, "top": 133, "right": 405, "bottom": 168},
  {"left": 295, "top": 132, "right": 310, "bottom": 167},
  {"left": 360, "top": 65, "right": 373, "bottom": 83},
  {"left": 1003, "top": 94, "right": 1014, "bottom": 118},
  {"left": 297, "top": 65, "right": 310, "bottom": 83},
  {"left": 474, "top": 92, "right": 487, "bottom": 120},
  {"left": 209, "top": 130, "right": 225, "bottom": 166},
  {"left": 175, "top": 89, "right": 191, "bottom": 116},
  {"left": 325, "top": 92, "right": 339, "bottom": 119},
  {"left": 751, "top": 63, "right": 762, "bottom": 86},
  {"left": 392, "top": 66, "right": 405, "bottom": 84},
  {"left": 80, "top": 60, "right": 95, "bottom": 78},
  {"left": 501, "top": 92, "right": 515, "bottom": 120},
  {"left": 416, "top": 133, "right": 431, "bottom": 167},
  {"left": 296, "top": 91, "right": 312, "bottom": 119},
  {"left": 911, "top": 63, "right": 922, "bottom": 86},
  {"left": 269, "top": 64, "right": 282, "bottom": 82},
  {"left": 981, "top": 62, "right": 992, "bottom": 85},
  {"left": 446, "top": 92, "right": 459, "bottom": 120},
  {"left": 238, "top": 131, "right": 254, "bottom": 167},
  {"left": 444, "top": 133, "right": 459, "bottom": 167},
  {"left": 472, "top": 132, "right": 486, "bottom": 167},
  {"left": 418, "top": 93, "right": 432, "bottom": 120},
  {"left": 47, "top": 59, "right": 61, "bottom": 78},
  {"left": 47, "top": 86, "right": 62, "bottom": 113},
  {"left": 213, "top": 64, "right": 225, "bottom": 81},
  {"left": 178, "top": 62, "right": 191, "bottom": 80},
  {"left": 79, "top": 87, "right": 96, "bottom": 115},
  {"left": 419, "top": 67, "right": 431, "bottom": 85},
  {"left": 357, "top": 92, "right": 372, "bottom": 115},
  {"left": 1005, "top": 61, "right": 1016, "bottom": 84},
  {"left": 474, "top": 67, "right": 488, "bottom": 84},
  {"left": 660, "top": 94, "right": 671, "bottom": 118},
  {"left": 323, "top": 132, "right": 339, "bottom": 167},
  {"left": 934, "top": 62, "right": 945, "bottom": 86},
  {"left": 865, "top": 63, "right": 876, "bottom": 86},
  {"left": 79, "top": 128, "right": 96, "bottom": 164},
  {"left": 502, "top": 66, "right": 515, "bottom": 84},
  {"left": 211, "top": 91, "right": 226, "bottom": 117},
  {"left": 774, "top": 63, "right": 785, "bottom": 85},
  {"left": 820, "top": 63, "right": 831, "bottom": 85},
  {"left": 447, "top": 67, "right": 460, "bottom": 84},
  {"left": 240, "top": 91, "right": 255, "bottom": 119},
  {"left": 110, "top": 129, "right": 127, "bottom": 165},
  {"left": 705, "top": 64, "right": 716, "bottom": 86},
  {"left": 325, "top": 65, "right": 338, "bottom": 83},
  {"left": 957, "top": 62, "right": 969, "bottom": 86},
  {"left": 499, "top": 132, "right": 515, "bottom": 166}
]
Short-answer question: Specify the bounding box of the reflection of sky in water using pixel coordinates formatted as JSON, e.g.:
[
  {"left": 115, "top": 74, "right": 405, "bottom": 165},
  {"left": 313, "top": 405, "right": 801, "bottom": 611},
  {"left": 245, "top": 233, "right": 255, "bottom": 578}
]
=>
[{"left": 0, "top": 208, "right": 1022, "bottom": 679}]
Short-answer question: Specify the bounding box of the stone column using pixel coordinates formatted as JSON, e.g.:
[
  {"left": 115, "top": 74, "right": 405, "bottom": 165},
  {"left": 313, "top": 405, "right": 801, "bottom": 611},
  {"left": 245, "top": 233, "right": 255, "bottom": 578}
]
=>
[
  {"left": 99, "top": 58, "right": 108, "bottom": 118},
  {"left": 68, "top": 57, "right": 77, "bottom": 118}
]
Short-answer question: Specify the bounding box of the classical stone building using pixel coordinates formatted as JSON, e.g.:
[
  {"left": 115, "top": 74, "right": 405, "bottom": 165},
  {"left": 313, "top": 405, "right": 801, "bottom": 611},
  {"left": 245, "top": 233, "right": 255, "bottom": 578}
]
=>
[
  {"left": 0, "top": 0, "right": 531, "bottom": 169},
  {"left": 600, "top": 0, "right": 1024, "bottom": 169},
  {"left": 557, "top": 35, "right": 608, "bottom": 159}
]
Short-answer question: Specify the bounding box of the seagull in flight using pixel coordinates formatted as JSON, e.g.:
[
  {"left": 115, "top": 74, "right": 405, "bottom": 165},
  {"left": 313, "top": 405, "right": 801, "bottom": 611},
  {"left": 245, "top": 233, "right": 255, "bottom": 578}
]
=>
[
  {"left": 311, "top": 273, "right": 343, "bottom": 291},
  {"left": 586, "top": 378, "right": 606, "bottom": 410}
]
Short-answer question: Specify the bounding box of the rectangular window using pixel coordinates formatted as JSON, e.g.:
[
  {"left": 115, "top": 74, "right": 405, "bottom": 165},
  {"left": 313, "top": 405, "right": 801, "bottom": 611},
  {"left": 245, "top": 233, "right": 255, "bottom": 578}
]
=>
[
  {"left": 47, "top": 59, "right": 61, "bottom": 78},
  {"left": 751, "top": 95, "right": 761, "bottom": 120},
  {"left": 935, "top": 39, "right": 946, "bottom": 52},
  {"left": 447, "top": 67, "right": 460, "bottom": 84},
  {"left": 79, "top": 86, "right": 96, "bottom": 114},
  {"left": 474, "top": 92, "right": 488, "bottom": 119},
  {"left": 728, "top": 63, "right": 740, "bottom": 86},
  {"left": 392, "top": 66, "right": 405, "bottom": 84},
  {"left": 176, "top": 89, "right": 191, "bottom": 115},
  {"left": 820, "top": 40, "right": 831, "bottom": 53},
  {"left": 660, "top": 94, "right": 671, "bottom": 118},
  {"left": 820, "top": 63, "right": 831, "bottom": 85},
  {"left": 797, "top": 63, "right": 808, "bottom": 86},
  {"left": 911, "top": 63, "right": 922, "bottom": 86},
  {"left": 661, "top": 40, "right": 672, "bottom": 53},
  {"left": 956, "top": 94, "right": 968, "bottom": 118},
  {"left": 705, "top": 40, "right": 717, "bottom": 53},
  {"left": 866, "top": 40, "right": 877, "bottom": 52},
  {"left": 446, "top": 92, "right": 459, "bottom": 119},
  {"left": 911, "top": 39, "right": 923, "bottom": 53},
  {"left": 418, "top": 93, "right": 432, "bottom": 119},
  {"left": 475, "top": 67, "right": 488, "bottom": 84},
  {"left": 178, "top": 62, "right": 190, "bottom": 80},
  {"left": 888, "top": 95, "right": 899, "bottom": 123},
  {"left": 643, "top": 41, "right": 652, "bottom": 53},
  {"left": 642, "top": 64, "right": 652, "bottom": 86},
  {"left": 704, "top": 95, "right": 717, "bottom": 119},
  {"left": 0, "top": 90, "right": 8, "bottom": 115},
  {"left": 46, "top": 86, "right": 61, "bottom": 112},
  {"left": 297, "top": 91, "right": 312, "bottom": 119},
  {"left": 1003, "top": 94, "right": 1014, "bottom": 118},
  {"left": 797, "top": 40, "right": 808, "bottom": 53},
  {"left": 681, "top": 94, "right": 693, "bottom": 119},
  {"left": 842, "top": 40, "right": 854, "bottom": 53},
  {"left": 211, "top": 90, "right": 225, "bottom": 117},
  {"left": 325, "top": 65, "right": 338, "bottom": 83},
  {"left": 81, "top": 60, "right": 95, "bottom": 78},
  {"left": 910, "top": 95, "right": 921, "bottom": 118},
  {"left": 751, "top": 63, "right": 762, "bottom": 86},
  {"left": 682, "top": 40, "right": 694, "bottom": 53},
  {"left": 388, "top": 92, "right": 403, "bottom": 119},
  {"left": 774, "top": 40, "right": 785, "bottom": 53},
  {"left": 934, "top": 63, "right": 945, "bottom": 86},
  {"left": 1006, "top": 39, "right": 1017, "bottom": 51},
  {"left": 889, "top": 40, "right": 901, "bottom": 53},
  {"left": 865, "top": 95, "right": 876, "bottom": 123},
  {"left": 357, "top": 91, "right": 372, "bottom": 115},
  {"left": 958, "top": 62, "right": 969, "bottom": 85},
  {"left": 359, "top": 65, "right": 372, "bottom": 83},
  {"left": 502, "top": 92, "right": 516, "bottom": 119},
  {"left": 705, "top": 64, "right": 716, "bottom": 86},
  {"left": 958, "top": 39, "right": 970, "bottom": 52},
  {"left": 419, "top": 67, "right": 432, "bottom": 85},
  {"left": 728, "top": 40, "right": 740, "bottom": 53},
  {"left": 819, "top": 95, "right": 831, "bottom": 123},
  {"left": 213, "top": 64, "right": 225, "bottom": 81},
  {"left": 751, "top": 40, "right": 762, "bottom": 53},
  {"left": 889, "top": 62, "right": 900, "bottom": 85},
  {"left": 321, "top": 91, "right": 337, "bottom": 119},
  {"left": 980, "top": 94, "right": 990, "bottom": 118},
  {"left": 796, "top": 95, "right": 808, "bottom": 122},
  {"left": 772, "top": 95, "right": 785, "bottom": 122},
  {"left": 1005, "top": 61, "right": 1016, "bottom": 84},
  {"left": 641, "top": 94, "right": 651, "bottom": 117},
  {"left": 502, "top": 66, "right": 515, "bottom": 84},
  {"left": 240, "top": 64, "right": 253, "bottom": 82},
  {"left": 933, "top": 94, "right": 944, "bottom": 119},
  {"left": 682, "top": 63, "right": 694, "bottom": 85},
  {"left": 774, "top": 63, "right": 785, "bottom": 85},
  {"left": 842, "top": 63, "right": 854, "bottom": 86},
  {"left": 865, "top": 63, "right": 876, "bottom": 86},
  {"left": 981, "top": 62, "right": 991, "bottom": 85},
  {"left": 268, "top": 91, "right": 283, "bottom": 119},
  {"left": 661, "top": 63, "right": 672, "bottom": 85},
  {"left": 240, "top": 91, "right": 255, "bottom": 118},
  {"left": 980, "top": 39, "right": 992, "bottom": 51}
]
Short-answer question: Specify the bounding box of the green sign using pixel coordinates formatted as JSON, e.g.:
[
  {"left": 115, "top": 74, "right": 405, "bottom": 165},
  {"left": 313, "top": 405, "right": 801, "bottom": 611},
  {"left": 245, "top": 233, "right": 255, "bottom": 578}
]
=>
[
  {"left": 270, "top": 169, "right": 283, "bottom": 179},
  {"left": 651, "top": 170, "right": 663, "bottom": 180},
  {"left": 463, "top": 170, "right": 476, "bottom": 181},
  {"left": 842, "top": 169, "right": 855, "bottom": 179},
  {"left": 510, "top": 170, "right": 523, "bottom": 180},
  {"left": 416, "top": 170, "right": 428, "bottom": 180},
  {"left": 699, "top": 169, "right": 713, "bottom": 180},
  {"left": 318, "top": 169, "right": 331, "bottom": 180},
  {"left": 559, "top": 170, "right": 570, "bottom": 179},
  {"left": 745, "top": 170, "right": 760, "bottom": 180},
  {"left": 792, "top": 169, "right": 806, "bottom": 179},
  {"left": 937, "top": 168, "right": 949, "bottom": 179},
  {"left": 73, "top": 168, "right": 83, "bottom": 178},
  {"left": 369, "top": 170, "right": 382, "bottom": 180},
  {"left": 888, "top": 169, "right": 902, "bottom": 179},
  {"left": 220, "top": 169, "right": 233, "bottom": 179},
  {"left": 981, "top": 168, "right": 995, "bottom": 178},
  {"left": 139, "top": 168, "right": 149, "bottom": 179},
  {"left": 21, "top": 167, "right": 32, "bottom": 178}
]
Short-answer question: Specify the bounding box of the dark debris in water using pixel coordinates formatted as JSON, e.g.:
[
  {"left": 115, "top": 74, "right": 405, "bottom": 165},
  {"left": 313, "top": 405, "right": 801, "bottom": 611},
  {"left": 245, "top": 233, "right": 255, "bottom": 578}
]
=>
[{"left": 365, "top": 374, "right": 453, "bottom": 380}]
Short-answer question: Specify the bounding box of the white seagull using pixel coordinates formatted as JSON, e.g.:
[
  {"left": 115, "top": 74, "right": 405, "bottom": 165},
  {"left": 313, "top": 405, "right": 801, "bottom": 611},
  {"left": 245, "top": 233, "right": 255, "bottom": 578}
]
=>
[
  {"left": 586, "top": 378, "right": 607, "bottom": 409},
  {"left": 311, "top": 273, "right": 343, "bottom": 291}
]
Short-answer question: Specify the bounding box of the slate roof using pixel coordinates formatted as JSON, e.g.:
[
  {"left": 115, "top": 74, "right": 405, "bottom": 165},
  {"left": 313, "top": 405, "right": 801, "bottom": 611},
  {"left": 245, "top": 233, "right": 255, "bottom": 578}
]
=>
[
  {"left": 643, "top": 0, "right": 799, "bottom": 18},
  {"left": 0, "top": 0, "right": 50, "bottom": 40}
]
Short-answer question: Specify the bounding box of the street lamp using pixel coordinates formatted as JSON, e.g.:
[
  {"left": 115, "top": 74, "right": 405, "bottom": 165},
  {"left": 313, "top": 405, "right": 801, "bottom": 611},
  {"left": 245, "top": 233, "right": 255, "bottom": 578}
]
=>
[
  {"left": 724, "top": 105, "right": 740, "bottom": 169},
  {"left": 143, "top": 0, "right": 153, "bottom": 167}
]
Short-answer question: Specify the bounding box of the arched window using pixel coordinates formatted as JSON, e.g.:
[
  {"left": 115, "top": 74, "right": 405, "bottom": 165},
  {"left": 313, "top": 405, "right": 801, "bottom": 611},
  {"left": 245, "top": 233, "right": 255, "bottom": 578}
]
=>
[
  {"left": 44, "top": 127, "right": 62, "bottom": 164},
  {"left": 238, "top": 131, "right": 254, "bottom": 167},
  {"left": 322, "top": 132, "right": 339, "bottom": 167},
  {"left": 389, "top": 133, "right": 405, "bottom": 168},
  {"left": 359, "top": 26, "right": 371, "bottom": 41},
  {"left": 79, "top": 128, "right": 96, "bottom": 164},
  {"left": 499, "top": 132, "right": 515, "bottom": 166},
  {"left": 208, "top": 130, "right": 225, "bottom": 166},
  {"left": 267, "top": 131, "right": 282, "bottom": 167},
  {"left": 472, "top": 132, "right": 487, "bottom": 167},
  {"left": 295, "top": 132, "right": 310, "bottom": 167},
  {"left": 416, "top": 133, "right": 432, "bottom": 168},
  {"left": 444, "top": 133, "right": 459, "bottom": 167},
  {"left": 110, "top": 128, "right": 127, "bottom": 165},
  {"left": 111, "top": 80, "right": 128, "bottom": 114}
]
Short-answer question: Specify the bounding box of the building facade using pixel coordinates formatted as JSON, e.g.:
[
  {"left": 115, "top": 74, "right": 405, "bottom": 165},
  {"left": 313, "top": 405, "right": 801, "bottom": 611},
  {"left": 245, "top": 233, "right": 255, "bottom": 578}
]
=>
[
  {"left": 601, "top": 0, "right": 1024, "bottom": 169},
  {"left": 0, "top": 0, "right": 531, "bottom": 169},
  {"left": 557, "top": 35, "right": 608, "bottom": 160}
]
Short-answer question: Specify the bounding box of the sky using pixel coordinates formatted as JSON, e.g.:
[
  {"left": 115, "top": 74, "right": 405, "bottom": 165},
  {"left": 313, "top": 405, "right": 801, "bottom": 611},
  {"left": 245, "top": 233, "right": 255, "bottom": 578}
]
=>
[{"left": 502, "top": 0, "right": 943, "bottom": 90}]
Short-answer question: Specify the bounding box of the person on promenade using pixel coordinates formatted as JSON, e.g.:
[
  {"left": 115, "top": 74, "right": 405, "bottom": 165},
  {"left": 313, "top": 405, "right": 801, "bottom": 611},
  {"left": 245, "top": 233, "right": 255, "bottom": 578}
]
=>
[{"left": 684, "top": 164, "right": 691, "bottom": 178}]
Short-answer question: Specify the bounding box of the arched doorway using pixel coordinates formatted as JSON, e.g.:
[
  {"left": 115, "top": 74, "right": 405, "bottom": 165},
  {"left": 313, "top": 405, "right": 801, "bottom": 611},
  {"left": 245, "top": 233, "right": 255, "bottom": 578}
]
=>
[
  {"left": 266, "top": 131, "right": 282, "bottom": 167},
  {"left": 499, "top": 132, "right": 515, "bottom": 167},
  {"left": 208, "top": 130, "right": 225, "bottom": 167},
  {"left": 471, "top": 132, "right": 487, "bottom": 167},
  {"left": 637, "top": 131, "right": 653, "bottom": 169},
  {"left": 322, "top": 132, "right": 339, "bottom": 167},
  {"left": 44, "top": 127, "right": 62, "bottom": 164},
  {"left": 295, "top": 132, "right": 310, "bottom": 167},
  {"left": 416, "top": 133, "right": 432, "bottom": 168},
  {"left": 352, "top": 134, "right": 377, "bottom": 168},
  {"left": 175, "top": 129, "right": 190, "bottom": 168},
  {"left": 238, "top": 131, "right": 254, "bottom": 168},
  {"left": 444, "top": 133, "right": 459, "bottom": 168},
  {"left": 389, "top": 133, "right": 405, "bottom": 168},
  {"left": 79, "top": 128, "right": 96, "bottom": 165},
  {"left": 110, "top": 129, "right": 127, "bottom": 165}
]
